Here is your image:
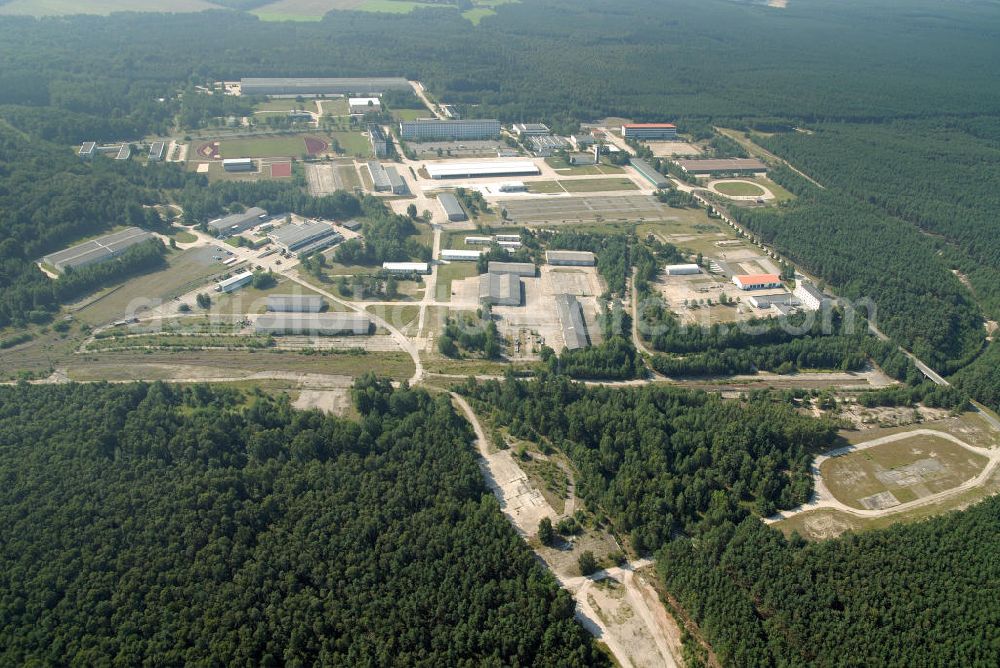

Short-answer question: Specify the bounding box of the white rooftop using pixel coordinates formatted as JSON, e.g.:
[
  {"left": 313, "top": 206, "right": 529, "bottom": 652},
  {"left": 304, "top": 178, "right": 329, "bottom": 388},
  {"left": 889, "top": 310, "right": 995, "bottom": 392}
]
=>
[{"left": 425, "top": 160, "right": 540, "bottom": 179}]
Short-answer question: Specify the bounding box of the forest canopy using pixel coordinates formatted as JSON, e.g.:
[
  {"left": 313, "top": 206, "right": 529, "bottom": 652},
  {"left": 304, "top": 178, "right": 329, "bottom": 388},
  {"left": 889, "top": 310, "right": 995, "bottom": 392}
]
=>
[{"left": 0, "top": 379, "right": 605, "bottom": 666}]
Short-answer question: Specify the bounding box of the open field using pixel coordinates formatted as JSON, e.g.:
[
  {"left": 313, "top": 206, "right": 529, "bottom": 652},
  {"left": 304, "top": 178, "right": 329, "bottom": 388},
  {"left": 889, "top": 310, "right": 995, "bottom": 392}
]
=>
[
  {"left": 498, "top": 195, "right": 678, "bottom": 225},
  {"left": 644, "top": 141, "right": 703, "bottom": 157},
  {"left": 329, "top": 131, "right": 371, "bottom": 157},
  {"left": 65, "top": 349, "right": 416, "bottom": 381},
  {"left": 72, "top": 247, "right": 226, "bottom": 327},
  {"left": 545, "top": 156, "right": 624, "bottom": 175},
  {"left": 713, "top": 180, "right": 766, "bottom": 197},
  {"left": 213, "top": 135, "right": 326, "bottom": 159},
  {"left": 774, "top": 461, "right": 1000, "bottom": 541},
  {"left": 435, "top": 262, "right": 479, "bottom": 300},
  {"left": 560, "top": 177, "right": 638, "bottom": 193},
  {"left": 254, "top": 99, "right": 314, "bottom": 113},
  {"left": 821, "top": 434, "right": 989, "bottom": 509},
  {"left": 0, "top": 0, "right": 219, "bottom": 15}
]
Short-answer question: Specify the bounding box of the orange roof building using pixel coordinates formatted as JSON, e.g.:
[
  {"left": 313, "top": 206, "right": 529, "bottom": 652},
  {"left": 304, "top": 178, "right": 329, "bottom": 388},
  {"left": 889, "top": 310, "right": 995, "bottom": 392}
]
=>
[{"left": 732, "top": 274, "right": 782, "bottom": 290}]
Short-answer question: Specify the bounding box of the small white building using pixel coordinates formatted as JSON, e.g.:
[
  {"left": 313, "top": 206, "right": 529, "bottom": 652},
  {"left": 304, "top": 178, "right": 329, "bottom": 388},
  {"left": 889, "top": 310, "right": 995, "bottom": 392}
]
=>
[
  {"left": 495, "top": 234, "right": 521, "bottom": 243},
  {"left": 465, "top": 236, "right": 494, "bottom": 245},
  {"left": 440, "top": 249, "right": 484, "bottom": 262},
  {"left": 383, "top": 262, "right": 430, "bottom": 275},
  {"left": 216, "top": 270, "right": 254, "bottom": 293},
  {"left": 498, "top": 240, "right": 522, "bottom": 250},
  {"left": 349, "top": 97, "right": 381, "bottom": 114},
  {"left": 665, "top": 264, "right": 701, "bottom": 276}
]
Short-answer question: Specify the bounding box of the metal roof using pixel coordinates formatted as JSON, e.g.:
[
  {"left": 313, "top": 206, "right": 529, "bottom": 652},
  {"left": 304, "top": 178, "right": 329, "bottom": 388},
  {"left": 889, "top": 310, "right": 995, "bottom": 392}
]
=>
[
  {"left": 266, "top": 295, "right": 325, "bottom": 312},
  {"left": 268, "top": 221, "right": 337, "bottom": 250},
  {"left": 426, "top": 161, "right": 540, "bottom": 179},
  {"left": 622, "top": 123, "right": 676, "bottom": 128},
  {"left": 488, "top": 261, "right": 535, "bottom": 276},
  {"left": 255, "top": 312, "right": 371, "bottom": 336},
  {"left": 479, "top": 272, "right": 521, "bottom": 305},
  {"left": 383, "top": 262, "right": 429, "bottom": 273},
  {"left": 555, "top": 294, "right": 589, "bottom": 350},
  {"left": 42, "top": 227, "right": 153, "bottom": 271},
  {"left": 546, "top": 250, "right": 596, "bottom": 265},
  {"left": 438, "top": 192, "right": 467, "bottom": 218},
  {"left": 208, "top": 207, "right": 267, "bottom": 233}
]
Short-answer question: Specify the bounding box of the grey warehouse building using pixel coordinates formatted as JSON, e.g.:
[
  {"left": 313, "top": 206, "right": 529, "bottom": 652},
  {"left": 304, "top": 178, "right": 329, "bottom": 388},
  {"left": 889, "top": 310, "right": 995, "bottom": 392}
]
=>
[
  {"left": 255, "top": 312, "right": 372, "bottom": 336},
  {"left": 438, "top": 193, "right": 468, "bottom": 221},
  {"left": 488, "top": 261, "right": 535, "bottom": 277},
  {"left": 555, "top": 294, "right": 589, "bottom": 350},
  {"left": 630, "top": 158, "right": 669, "bottom": 189},
  {"left": 240, "top": 77, "right": 410, "bottom": 96},
  {"left": 266, "top": 295, "right": 325, "bottom": 312},
  {"left": 208, "top": 207, "right": 268, "bottom": 237},
  {"left": 268, "top": 221, "right": 342, "bottom": 255},
  {"left": 479, "top": 272, "right": 522, "bottom": 307},
  {"left": 546, "top": 250, "right": 596, "bottom": 266},
  {"left": 43, "top": 227, "right": 154, "bottom": 273}
]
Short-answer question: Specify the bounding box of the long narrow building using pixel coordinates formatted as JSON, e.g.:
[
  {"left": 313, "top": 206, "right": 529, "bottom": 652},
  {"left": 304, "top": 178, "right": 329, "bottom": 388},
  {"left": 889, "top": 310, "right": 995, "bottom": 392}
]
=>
[
  {"left": 555, "top": 294, "right": 589, "bottom": 350},
  {"left": 240, "top": 77, "right": 410, "bottom": 96},
  {"left": 400, "top": 119, "right": 501, "bottom": 141}
]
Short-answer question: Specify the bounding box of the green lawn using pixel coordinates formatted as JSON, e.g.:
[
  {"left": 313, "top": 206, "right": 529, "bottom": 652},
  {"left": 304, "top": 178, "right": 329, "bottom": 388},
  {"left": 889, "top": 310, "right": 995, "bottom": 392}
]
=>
[
  {"left": 330, "top": 131, "right": 371, "bottom": 157},
  {"left": 392, "top": 109, "right": 429, "bottom": 121},
  {"left": 0, "top": 0, "right": 218, "bottom": 16},
  {"left": 255, "top": 99, "right": 312, "bottom": 113},
  {"left": 559, "top": 177, "right": 638, "bottom": 193},
  {"left": 435, "top": 263, "right": 478, "bottom": 301},
  {"left": 713, "top": 180, "right": 767, "bottom": 197},
  {"left": 220, "top": 135, "right": 309, "bottom": 159},
  {"left": 527, "top": 181, "right": 566, "bottom": 194},
  {"left": 172, "top": 230, "right": 198, "bottom": 243}
]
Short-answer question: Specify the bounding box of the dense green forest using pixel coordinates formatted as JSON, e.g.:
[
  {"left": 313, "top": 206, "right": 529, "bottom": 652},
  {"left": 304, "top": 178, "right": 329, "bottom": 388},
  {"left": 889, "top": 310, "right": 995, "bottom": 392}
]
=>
[
  {"left": 759, "top": 119, "right": 1000, "bottom": 321},
  {"left": 461, "top": 376, "right": 838, "bottom": 550},
  {"left": 0, "top": 0, "right": 998, "bottom": 141},
  {"left": 660, "top": 500, "right": 1000, "bottom": 666},
  {"left": 0, "top": 379, "right": 605, "bottom": 665},
  {"left": 726, "top": 177, "right": 983, "bottom": 374}
]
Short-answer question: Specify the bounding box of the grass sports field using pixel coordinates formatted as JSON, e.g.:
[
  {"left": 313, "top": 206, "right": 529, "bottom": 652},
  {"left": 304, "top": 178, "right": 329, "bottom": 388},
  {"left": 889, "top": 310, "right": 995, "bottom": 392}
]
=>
[
  {"left": 192, "top": 134, "right": 333, "bottom": 161},
  {"left": 712, "top": 180, "right": 766, "bottom": 197}
]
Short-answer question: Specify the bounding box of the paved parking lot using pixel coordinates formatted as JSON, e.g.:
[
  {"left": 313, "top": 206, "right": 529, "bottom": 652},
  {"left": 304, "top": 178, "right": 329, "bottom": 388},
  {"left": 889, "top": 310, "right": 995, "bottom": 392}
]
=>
[{"left": 497, "top": 195, "right": 678, "bottom": 224}]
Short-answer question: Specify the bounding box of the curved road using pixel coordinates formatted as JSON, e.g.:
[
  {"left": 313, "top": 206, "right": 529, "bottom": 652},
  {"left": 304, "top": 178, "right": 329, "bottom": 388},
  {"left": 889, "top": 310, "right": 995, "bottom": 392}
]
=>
[{"left": 766, "top": 428, "right": 1000, "bottom": 523}]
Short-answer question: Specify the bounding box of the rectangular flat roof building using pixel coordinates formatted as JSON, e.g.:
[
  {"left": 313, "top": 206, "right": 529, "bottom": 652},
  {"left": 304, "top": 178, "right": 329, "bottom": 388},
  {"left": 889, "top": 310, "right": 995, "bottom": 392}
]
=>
[
  {"left": 488, "top": 261, "right": 535, "bottom": 277},
  {"left": 148, "top": 141, "right": 166, "bottom": 162},
  {"left": 674, "top": 158, "right": 767, "bottom": 175},
  {"left": 479, "top": 272, "right": 521, "bottom": 307},
  {"left": 630, "top": 158, "right": 669, "bottom": 189},
  {"left": 208, "top": 207, "right": 268, "bottom": 237},
  {"left": 268, "top": 221, "right": 342, "bottom": 255},
  {"left": 426, "top": 160, "right": 540, "bottom": 179},
  {"left": 465, "top": 236, "right": 493, "bottom": 245},
  {"left": 255, "top": 312, "right": 372, "bottom": 336},
  {"left": 42, "top": 227, "right": 154, "bottom": 273},
  {"left": 400, "top": 119, "right": 501, "bottom": 141},
  {"left": 512, "top": 123, "right": 551, "bottom": 137},
  {"left": 495, "top": 234, "right": 521, "bottom": 242},
  {"left": 440, "top": 249, "right": 483, "bottom": 262},
  {"left": 368, "top": 161, "right": 392, "bottom": 192},
  {"left": 266, "top": 295, "right": 325, "bottom": 312},
  {"left": 733, "top": 273, "right": 782, "bottom": 290},
  {"left": 384, "top": 166, "right": 408, "bottom": 194},
  {"left": 555, "top": 294, "right": 589, "bottom": 350},
  {"left": 622, "top": 123, "right": 678, "bottom": 140},
  {"left": 223, "top": 158, "right": 256, "bottom": 172},
  {"left": 665, "top": 263, "right": 701, "bottom": 276},
  {"left": 794, "top": 282, "right": 829, "bottom": 311},
  {"left": 546, "top": 250, "right": 596, "bottom": 266},
  {"left": 240, "top": 77, "right": 410, "bottom": 96},
  {"left": 349, "top": 97, "right": 381, "bottom": 114},
  {"left": 217, "top": 270, "right": 254, "bottom": 293},
  {"left": 383, "top": 261, "right": 430, "bottom": 274},
  {"left": 438, "top": 192, "right": 468, "bottom": 221},
  {"left": 748, "top": 294, "right": 799, "bottom": 309}
]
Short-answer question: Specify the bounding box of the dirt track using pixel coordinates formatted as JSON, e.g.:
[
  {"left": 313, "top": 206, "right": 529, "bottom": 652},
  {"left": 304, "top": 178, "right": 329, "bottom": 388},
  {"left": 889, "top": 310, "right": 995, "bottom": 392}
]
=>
[{"left": 451, "top": 394, "right": 682, "bottom": 668}]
